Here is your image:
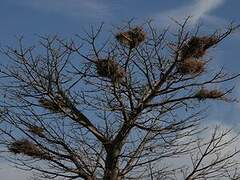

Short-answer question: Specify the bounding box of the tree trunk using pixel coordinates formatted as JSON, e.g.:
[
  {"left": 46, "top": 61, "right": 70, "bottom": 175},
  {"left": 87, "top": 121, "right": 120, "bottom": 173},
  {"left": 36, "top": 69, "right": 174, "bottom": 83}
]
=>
[
  {"left": 104, "top": 147, "right": 121, "bottom": 180},
  {"left": 86, "top": 176, "right": 96, "bottom": 180}
]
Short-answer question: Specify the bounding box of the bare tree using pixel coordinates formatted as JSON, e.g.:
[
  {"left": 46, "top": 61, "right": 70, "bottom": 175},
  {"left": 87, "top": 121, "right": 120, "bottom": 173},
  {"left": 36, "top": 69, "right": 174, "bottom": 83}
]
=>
[{"left": 0, "top": 19, "right": 239, "bottom": 180}]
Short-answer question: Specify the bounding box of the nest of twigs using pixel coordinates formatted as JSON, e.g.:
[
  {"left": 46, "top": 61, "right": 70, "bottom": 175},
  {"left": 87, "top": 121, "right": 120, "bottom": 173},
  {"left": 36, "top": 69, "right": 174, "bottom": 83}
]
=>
[
  {"left": 39, "top": 96, "right": 66, "bottom": 112},
  {"left": 95, "top": 58, "right": 126, "bottom": 82},
  {"left": 195, "top": 89, "right": 225, "bottom": 101},
  {"left": 28, "top": 126, "right": 44, "bottom": 136},
  {"left": 116, "top": 27, "right": 146, "bottom": 48},
  {"left": 177, "top": 58, "right": 206, "bottom": 75},
  {"left": 181, "top": 36, "right": 218, "bottom": 59},
  {"left": 8, "top": 139, "right": 51, "bottom": 160}
]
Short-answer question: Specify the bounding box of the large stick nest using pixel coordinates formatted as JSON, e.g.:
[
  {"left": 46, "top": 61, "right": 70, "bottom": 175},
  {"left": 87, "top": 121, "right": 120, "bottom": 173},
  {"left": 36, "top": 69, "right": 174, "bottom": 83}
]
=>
[
  {"left": 95, "top": 58, "right": 126, "bottom": 82},
  {"left": 195, "top": 88, "right": 225, "bottom": 101},
  {"left": 181, "top": 36, "right": 218, "bottom": 59},
  {"left": 177, "top": 58, "right": 206, "bottom": 75},
  {"left": 116, "top": 27, "right": 146, "bottom": 48},
  {"left": 8, "top": 139, "right": 51, "bottom": 160}
]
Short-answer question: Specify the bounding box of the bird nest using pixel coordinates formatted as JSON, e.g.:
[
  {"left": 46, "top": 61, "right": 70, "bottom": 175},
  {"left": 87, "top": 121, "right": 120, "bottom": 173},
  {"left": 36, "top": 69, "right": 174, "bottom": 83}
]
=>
[
  {"left": 8, "top": 139, "right": 51, "bottom": 160},
  {"left": 177, "top": 58, "right": 206, "bottom": 75},
  {"left": 95, "top": 59, "right": 126, "bottom": 82},
  {"left": 39, "top": 96, "right": 67, "bottom": 112},
  {"left": 195, "top": 89, "right": 225, "bottom": 101},
  {"left": 181, "top": 36, "right": 218, "bottom": 59},
  {"left": 28, "top": 126, "right": 44, "bottom": 136},
  {"left": 116, "top": 27, "right": 146, "bottom": 48}
]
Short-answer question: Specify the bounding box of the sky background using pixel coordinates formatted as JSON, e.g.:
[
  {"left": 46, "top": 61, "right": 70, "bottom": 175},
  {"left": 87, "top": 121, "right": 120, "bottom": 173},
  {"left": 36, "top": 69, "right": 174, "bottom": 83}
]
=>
[{"left": 0, "top": 0, "right": 239, "bottom": 179}]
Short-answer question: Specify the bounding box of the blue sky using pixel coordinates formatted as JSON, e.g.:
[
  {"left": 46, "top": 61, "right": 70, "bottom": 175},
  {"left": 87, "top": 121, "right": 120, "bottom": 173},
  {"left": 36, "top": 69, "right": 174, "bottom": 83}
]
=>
[
  {"left": 0, "top": 0, "right": 240, "bottom": 179},
  {"left": 0, "top": 0, "right": 239, "bottom": 38}
]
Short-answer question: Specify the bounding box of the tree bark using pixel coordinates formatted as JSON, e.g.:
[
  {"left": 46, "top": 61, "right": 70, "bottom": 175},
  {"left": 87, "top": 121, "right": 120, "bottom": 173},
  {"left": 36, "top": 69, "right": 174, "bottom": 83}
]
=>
[
  {"left": 86, "top": 176, "right": 96, "bottom": 180},
  {"left": 104, "top": 146, "right": 121, "bottom": 180}
]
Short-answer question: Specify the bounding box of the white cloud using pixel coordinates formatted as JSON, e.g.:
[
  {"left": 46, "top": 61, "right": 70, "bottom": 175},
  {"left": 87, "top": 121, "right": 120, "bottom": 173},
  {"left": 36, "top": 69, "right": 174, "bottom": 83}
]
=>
[
  {"left": 0, "top": 162, "right": 31, "bottom": 180},
  {"left": 155, "top": 0, "right": 226, "bottom": 26},
  {"left": 166, "top": 120, "right": 240, "bottom": 179}
]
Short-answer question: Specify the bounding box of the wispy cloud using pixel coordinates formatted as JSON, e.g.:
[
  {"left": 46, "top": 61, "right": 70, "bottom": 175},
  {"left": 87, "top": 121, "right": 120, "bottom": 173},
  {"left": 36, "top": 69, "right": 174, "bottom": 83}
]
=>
[
  {"left": 155, "top": 0, "right": 226, "bottom": 26},
  {"left": 18, "top": 0, "right": 111, "bottom": 20}
]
